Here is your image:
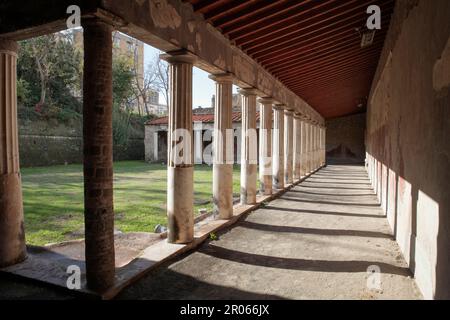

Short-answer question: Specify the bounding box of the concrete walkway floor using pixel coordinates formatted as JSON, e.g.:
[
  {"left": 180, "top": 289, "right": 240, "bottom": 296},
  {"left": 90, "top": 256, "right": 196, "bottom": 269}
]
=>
[
  {"left": 0, "top": 165, "right": 422, "bottom": 300},
  {"left": 117, "top": 165, "right": 422, "bottom": 300}
]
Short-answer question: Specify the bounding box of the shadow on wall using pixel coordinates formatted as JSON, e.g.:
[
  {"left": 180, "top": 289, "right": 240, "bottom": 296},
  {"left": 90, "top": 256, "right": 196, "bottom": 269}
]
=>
[
  {"left": 366, "top": 153, "right": 442, "bottom": 300},
  {"left": 364, "top": 0, "right": 450, "bottom": 300}
]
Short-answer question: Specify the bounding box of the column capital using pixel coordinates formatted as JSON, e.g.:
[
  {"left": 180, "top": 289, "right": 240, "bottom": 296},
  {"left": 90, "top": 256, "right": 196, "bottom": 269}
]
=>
[
  {"left": 193, "top": 121, "right": 203, "bottom": 131},
  {"left": 284, "top": 109, "right": 294, "bottom": 116},
  {"left": 293, "top": 113, "right": 303, "bottom": 120},
  {"left": 160, "top": 49, "right": 197, "bottom": 64},
  {"left": 258, "top": 97, "right": 275, "bottom": 105},
  {"left": 0, "top": 38, "right": 18, "bottom": 56},
  {"left": 273, "top": 104, "right": 285, "bottom": 111},
  {"left": 209, "top": 73, "right": 234, "bottom": 83},
  {"left": 81, "top": 17, "right": 114, "bottom": 30},
  {"left": 238, "top": 88, "right": 258, "bottom": 96}
]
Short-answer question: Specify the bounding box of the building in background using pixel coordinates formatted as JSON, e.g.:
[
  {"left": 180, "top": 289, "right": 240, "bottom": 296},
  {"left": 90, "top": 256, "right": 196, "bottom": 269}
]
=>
[
  {"left": 73, "top": 29, "right": 167, "bottom": 116},
  {"left": 145, "top": 105, "right": 260, "bottom": 163}
]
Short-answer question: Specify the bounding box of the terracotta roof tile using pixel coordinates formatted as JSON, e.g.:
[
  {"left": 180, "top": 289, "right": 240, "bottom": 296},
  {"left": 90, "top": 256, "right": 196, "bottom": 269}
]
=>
[{"left": 146, "top": 112, "right": 260, "bottom": 125}]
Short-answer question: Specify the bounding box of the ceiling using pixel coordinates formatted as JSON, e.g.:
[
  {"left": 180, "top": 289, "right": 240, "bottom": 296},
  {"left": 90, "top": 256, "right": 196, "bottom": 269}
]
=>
[{"left": 185, "top": 0, "right": 395, "bottom": 119}]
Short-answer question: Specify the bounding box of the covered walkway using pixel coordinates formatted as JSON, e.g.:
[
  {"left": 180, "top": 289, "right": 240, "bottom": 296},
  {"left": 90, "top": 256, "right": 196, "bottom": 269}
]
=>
[
  {"left": 117, "top": 165, "right": 421, "bottom": 300},
  {"left": 1, "top": 0, "right": 448, "bottom": 299}
]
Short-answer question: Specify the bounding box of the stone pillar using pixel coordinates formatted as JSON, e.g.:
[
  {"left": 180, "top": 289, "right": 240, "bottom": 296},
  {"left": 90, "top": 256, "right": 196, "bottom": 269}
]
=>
[
  {"left": 258, "top": 98, "right": 273, "bottom": 195},
  {"left": 319, "top": 126, "right": 323, "bottom": 166},
  {"left": 272, "top": 105, "right": 285, "bottom": 189},
  {"left": 308, "top": 122, "right": 313, "bottom": 173},
  {"left": 161, "top": 51, "right": 195, "bottom": 244},
  {"left": 312, "top": 123, "right": 317, "bottom": 170},
  {"left": 82, "top": 19, "right": 115, "bottom": 292},
  {"left": 324, "top": 127, "right": 326, "bottom": 165},
  {"left": 304, "top": 121, "right": 310, "bottom": 174},
  {"left": 300, "top": 119, "right": 307, "bottom": 177},
  {"left": 153, "top": 131, "right": 159, "bottom": 161},
  {"left": 210, "top": 74, "right": 234, "bottom": 219},
  {"left": 284, "top": 110, "right": 294, "bottom": 185},
  {"left": 239, "top": 88, "right": 258, "bottom": 205},
  {"left": 0, "top": 39, "right": 27, "bottom": 268},
  {"left": 293, "top": 114, "right": 302, "bottom": 181},
  {"left": 194, "top": 121, "right": 203, "bottom": 164}
]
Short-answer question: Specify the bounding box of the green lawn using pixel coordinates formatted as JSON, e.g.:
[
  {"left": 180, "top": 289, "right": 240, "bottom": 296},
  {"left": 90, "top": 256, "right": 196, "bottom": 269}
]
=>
[{"left": 22, "top": 161, "right": 243, "bottom": 246}]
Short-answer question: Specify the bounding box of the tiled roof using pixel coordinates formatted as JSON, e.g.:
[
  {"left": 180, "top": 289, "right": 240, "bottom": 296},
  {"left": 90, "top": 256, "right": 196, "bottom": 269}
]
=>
[{"left": 146, "top": 112, "right": 260, "bottom": 126}]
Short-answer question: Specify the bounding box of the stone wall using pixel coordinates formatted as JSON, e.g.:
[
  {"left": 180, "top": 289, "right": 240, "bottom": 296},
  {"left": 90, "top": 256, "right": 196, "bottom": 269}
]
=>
[
  {"left": 18, "top": 120, "right": 144, "bottom": 167},
  {"left": 366, "top": 0, "right": 450, "bottom": 299},
  {"left": 325, "top": 113, "right": 366, "bottom": 164}
]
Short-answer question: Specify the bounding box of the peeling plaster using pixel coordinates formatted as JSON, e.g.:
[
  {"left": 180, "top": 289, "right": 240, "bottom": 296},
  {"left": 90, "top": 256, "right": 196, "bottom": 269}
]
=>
[
  {"left": 150, "top": 0, "right": 181, "bottom": 29},
  {"left": 433, "top": 37, "right": 450, "bottom": 91}
]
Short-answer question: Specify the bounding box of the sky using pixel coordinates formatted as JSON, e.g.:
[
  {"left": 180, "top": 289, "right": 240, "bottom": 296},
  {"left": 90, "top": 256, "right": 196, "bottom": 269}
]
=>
[{"left": 144, "top": 44, "right": 239, "bottom": 108}]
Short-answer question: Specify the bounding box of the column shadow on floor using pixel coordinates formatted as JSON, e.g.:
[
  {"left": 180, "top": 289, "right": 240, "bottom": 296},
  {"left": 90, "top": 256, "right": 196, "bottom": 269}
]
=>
[
  {"left": 279, "top": 196, "right": 381, "bottom": 207},
  {"left": 199, "top": 245, "right": 411, "bottom": 276},
  {"left": 239, "top": 220, "right": 392, "bottom": 239},
  {"left": 288, "top": 189, "right": 375, "bottom": 197},
  {"left": 299, "top": 185, "right": 374, "bottom": 191},
  {"left": 264, "top": 205, "right": 384, "bottom": 219}
]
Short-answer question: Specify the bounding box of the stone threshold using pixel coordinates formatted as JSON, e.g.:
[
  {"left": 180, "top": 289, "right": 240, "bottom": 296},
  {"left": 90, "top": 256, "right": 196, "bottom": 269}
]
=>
[{"left": 0, "top": 167, "right": 323, "bottom": 300}]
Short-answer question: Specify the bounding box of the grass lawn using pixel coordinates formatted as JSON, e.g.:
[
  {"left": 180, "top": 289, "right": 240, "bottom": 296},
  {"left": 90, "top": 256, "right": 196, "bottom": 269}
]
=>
[{"left": 22, "top": 161, "right": 244, "bottom": 246}]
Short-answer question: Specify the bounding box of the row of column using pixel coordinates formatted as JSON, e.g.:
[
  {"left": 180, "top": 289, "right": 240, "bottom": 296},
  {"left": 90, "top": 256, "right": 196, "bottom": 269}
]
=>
[{"left": 0, "top": 18, "right": 327, "bottom": 293}]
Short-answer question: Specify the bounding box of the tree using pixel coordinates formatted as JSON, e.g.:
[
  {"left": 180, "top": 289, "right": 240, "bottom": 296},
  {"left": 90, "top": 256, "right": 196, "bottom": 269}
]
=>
[
  {"left": 17, "top": 32, "right": 82, "bottom": 116},
  {"left": 127, "top": 41, "right": 168, "bottom": 116},
  {"left": 131, "top": 42, "right": 157, "bottom": 116},
  {"left": 112, "top": 53, "right": 135, "bottom": 145},
  {"left": 152, "top": 53, "right": 169, "bottom": 108}
]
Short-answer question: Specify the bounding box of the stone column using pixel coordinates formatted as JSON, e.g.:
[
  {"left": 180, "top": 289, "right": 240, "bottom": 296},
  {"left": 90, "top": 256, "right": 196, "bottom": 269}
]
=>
[
  {"left": 319, "top": 126, "right": 323, "bottom": 167},
  {"left": 82, "top": 19, "right": 115, "bottom": 292},
  {"left": 284, "top": 110, "right": 294, "bottom": 185},
  {"left": 272, "top": 105, "right": 285, "bottom": 189},
  {"left": 304, "top": 120, "right": 310, "bottom": 174},
  {"left": 194, "top": 121, "right": 203, "bottom": 164},
  {"left": 239, "top": 88, "right": 258, "bottom": 205},
  {"left": 161, "top": 51, "right": 195, "bottom": 244},
  {"left": 0, "top": 39, "right": 27, "bottom": 268},
  {"left": 258, "top": 98, "right": 273, "bottom": 195},
  {"left": 324, "top": 127, "right": 326, "bottom": 165},
  {"left": 210, "top": 74, "right": 234, "bottom": 219},
  {"left": 308, "top": 121, "right": 313, "bottom": 173},
  {"left": 300, "top": 119, "right": 307, "bottom": 177},
  {"left": 293, "top": 114, "right": 302, "bottom": 181},
  {"left": 153, "top": 131, "right": 159, "bottom": 161},
  {"left": 312, "top": 123, "right": 317, "bottom": 170}
]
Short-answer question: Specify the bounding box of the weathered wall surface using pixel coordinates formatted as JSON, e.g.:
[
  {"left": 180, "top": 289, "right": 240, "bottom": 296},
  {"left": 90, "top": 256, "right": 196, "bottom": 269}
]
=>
[
  {"left": 326, "top": 113, "right": 366, "bottom": 163},
  {"left": 366, "top": 0, "right": 450, "bottom": 299},
  {"left": 18, "top": 120, "right": 144, "bottom": 167}
]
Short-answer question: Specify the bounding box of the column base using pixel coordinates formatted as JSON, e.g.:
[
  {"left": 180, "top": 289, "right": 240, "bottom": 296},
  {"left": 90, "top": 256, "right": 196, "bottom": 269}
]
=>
[
  {"left": 0, "top": 173, "right": 27, "bottom": 268},
  {"left": 259, "top": 176, "right": 273, "bottom": 196},
  {"left": 213, "top": 164, "right": 233, "bottom": 220}
]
